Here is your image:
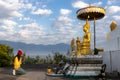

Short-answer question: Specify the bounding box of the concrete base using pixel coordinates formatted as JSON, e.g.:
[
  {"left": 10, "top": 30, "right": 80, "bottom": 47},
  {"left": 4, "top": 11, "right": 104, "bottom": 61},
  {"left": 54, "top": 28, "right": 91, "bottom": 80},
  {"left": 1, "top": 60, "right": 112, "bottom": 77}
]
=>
[{"left": 66, "top": 55, "right": 103, "bottom": 78}]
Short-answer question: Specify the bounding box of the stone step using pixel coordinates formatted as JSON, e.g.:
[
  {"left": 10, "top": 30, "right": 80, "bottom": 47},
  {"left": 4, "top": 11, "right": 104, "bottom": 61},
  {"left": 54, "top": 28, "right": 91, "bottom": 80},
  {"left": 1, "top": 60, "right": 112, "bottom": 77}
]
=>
[
  {"left": 70, "top": 55, "right": 102, "bottom": 59},
  {"left": 67, "top": 70, "right": 100, "bottom": 76},
  {"left": 70, "top": 64, "right": 102, "bottom": 66},
  {"left": 69, "top": 66, "right": 102, "bottom": 71},
  {"left": 70, "top": 59, "right": 103, "bottom": 64}
]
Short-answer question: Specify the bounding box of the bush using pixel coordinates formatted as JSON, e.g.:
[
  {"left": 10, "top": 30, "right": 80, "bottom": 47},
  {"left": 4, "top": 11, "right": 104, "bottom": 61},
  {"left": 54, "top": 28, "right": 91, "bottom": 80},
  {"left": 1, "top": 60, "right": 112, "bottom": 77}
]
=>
[{"left": 0, "top": 44, "right": 14, "bottom": 67}]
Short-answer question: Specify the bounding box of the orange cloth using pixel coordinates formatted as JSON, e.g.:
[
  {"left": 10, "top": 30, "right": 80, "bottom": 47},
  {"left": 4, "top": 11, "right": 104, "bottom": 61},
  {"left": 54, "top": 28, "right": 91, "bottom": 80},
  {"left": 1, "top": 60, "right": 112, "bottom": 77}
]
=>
[{"left": 47, "top": 68, "right": 52, "bottom": 74}]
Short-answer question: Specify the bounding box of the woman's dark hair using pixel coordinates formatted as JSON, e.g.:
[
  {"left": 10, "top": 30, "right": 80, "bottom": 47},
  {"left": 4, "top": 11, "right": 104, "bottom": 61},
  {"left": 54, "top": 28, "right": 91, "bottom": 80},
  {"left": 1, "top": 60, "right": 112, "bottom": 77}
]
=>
[{"left": 14, "top": 54, "right": 21, "bottom": 61}]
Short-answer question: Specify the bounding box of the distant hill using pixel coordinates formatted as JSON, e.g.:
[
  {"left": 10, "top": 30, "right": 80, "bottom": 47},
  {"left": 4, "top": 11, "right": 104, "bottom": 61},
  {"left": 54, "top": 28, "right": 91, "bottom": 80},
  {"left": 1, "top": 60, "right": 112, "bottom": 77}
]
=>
[{"left": 0, "top": 40, "right": 70, "bottom": 57}]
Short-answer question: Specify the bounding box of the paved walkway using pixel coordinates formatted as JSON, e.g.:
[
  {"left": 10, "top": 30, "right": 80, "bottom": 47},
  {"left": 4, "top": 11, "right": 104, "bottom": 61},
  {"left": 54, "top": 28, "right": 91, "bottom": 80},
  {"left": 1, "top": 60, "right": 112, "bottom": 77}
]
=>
[
  {"left": 17, "top": 71, "right": 46, "bottom": 80},
  {"left": 1, "top": 66, "right": 120, "bottom": 80},
  {"left": 0, "top": 67, "right": 47, "bottom": 80}
]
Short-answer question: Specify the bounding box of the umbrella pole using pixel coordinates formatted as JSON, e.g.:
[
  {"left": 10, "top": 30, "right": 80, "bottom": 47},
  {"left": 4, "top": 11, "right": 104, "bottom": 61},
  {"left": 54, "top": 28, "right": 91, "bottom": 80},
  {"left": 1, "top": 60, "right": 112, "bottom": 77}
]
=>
[{"left": 94, "top": 18, "right": 96, "bottom": 51}]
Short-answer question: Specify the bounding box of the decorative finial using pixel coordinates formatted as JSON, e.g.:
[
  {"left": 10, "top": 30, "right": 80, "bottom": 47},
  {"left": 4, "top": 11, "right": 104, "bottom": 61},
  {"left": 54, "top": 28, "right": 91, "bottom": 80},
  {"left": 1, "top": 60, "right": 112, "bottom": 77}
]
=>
[
  {"left": 110, "top": 21, "right": 118, "bottom": 31},
  {"left": 89, "top": 3, "right": 91, "bottom": 7},
  {"left": 88, "top": 15, "right": 90, "bottom": 19}
]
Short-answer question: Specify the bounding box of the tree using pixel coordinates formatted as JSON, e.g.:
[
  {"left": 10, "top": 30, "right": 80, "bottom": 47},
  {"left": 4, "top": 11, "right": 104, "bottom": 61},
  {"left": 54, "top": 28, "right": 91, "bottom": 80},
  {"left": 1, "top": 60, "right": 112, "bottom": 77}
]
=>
[
  {"left": 53, "top": 52, "right": 67, "bottom": 64},
  {"left": 45, "top": 54, "right": 53, "bottom": 64},
  {"left": 35, "top": 55, "right": 44, "bottom": 64},
  {"left": 0, "top": 44, "right": 14, "bottom": 67},
  {"left": 24, "top": 56, "right": 36, "bottom": 64}
]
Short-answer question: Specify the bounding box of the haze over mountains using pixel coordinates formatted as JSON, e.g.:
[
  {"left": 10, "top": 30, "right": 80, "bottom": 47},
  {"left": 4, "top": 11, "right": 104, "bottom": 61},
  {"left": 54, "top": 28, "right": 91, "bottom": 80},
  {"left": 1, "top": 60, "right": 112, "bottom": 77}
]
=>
[{"left": 0, "top": 40, "right": 70, "bottom": 57}]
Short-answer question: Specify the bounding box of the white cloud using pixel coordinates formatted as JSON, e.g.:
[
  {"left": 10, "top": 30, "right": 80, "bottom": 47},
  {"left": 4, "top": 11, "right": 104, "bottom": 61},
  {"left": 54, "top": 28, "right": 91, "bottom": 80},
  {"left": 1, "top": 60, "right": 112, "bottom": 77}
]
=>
[
  {"left": 51, "top": 15, "right": 79, "bottom": 44},
  {"left": 107, "top": 1, "right": 112, "bottom": 5},
  {"left": 108, "top": 6, "right": 120, "bottom": 14},
  {"left": 25, "top": 3, "right": 33, "bottom": 9},
  {"left": 4, "top": 0, "right": 20, "bottom": 3},
  {"left": 93, "top": 2, "right": 102, "bottom": 6},
  {"left": 0, "top": 0, "right": 119, "bottom": 45},
  {"left": 60, "top": 9, "right": 71, "bottom": 15},
  {"left": 23, "top": 17, "right": 31, "bottom": 21},
  {"left": 58, "top": 16, "right": 73, "bottom": 23},
  {"left": 42, "top": 5, "right": 47, "bottom": 8},
  {"left": 21, "top": 23, "right": 45, "bottom": 35},
  {"left": 107, "top": 0, "right": 120, "bottom": 5},
  {"left": 0, "top": 24, "right": 15, "bottom": 41},
  {"left": 72, "top": 1, "right": 89, "bottom": 8},
  {"left": 5, "top": 22, "right": 47, "bottom": 44},
  {"left": 0, "top": 0, "right": 54, "bottom": 45},
  {"left": 11, "top": 11, "right": 23, "bottom": 18},
  {"left": 0, "top": 19, "right": 17, "bottom": 27},
  {"left": 22, "top": 3, "right": 36, "bottom": 11},
  {"left": 19, "top": 17, "right": 34, "bottom": 22},
  {"left": 0, "top": 0, "right": 23, "bottom": 19},
  {"left": 113, "top": 15, "right": 120, "bottom": 21},
  {"left": 72, "top": 1, "right": 102, "bottom": 9},
  {"left": 32, "top": 9, "right": 52, "bottom": 15}
]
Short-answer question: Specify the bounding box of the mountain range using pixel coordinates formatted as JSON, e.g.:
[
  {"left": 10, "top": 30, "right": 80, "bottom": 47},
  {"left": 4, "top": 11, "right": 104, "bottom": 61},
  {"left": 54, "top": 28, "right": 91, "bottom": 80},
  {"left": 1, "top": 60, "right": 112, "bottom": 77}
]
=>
[{"left": 0, "top": 40, "right": 70, "bottom": 57}]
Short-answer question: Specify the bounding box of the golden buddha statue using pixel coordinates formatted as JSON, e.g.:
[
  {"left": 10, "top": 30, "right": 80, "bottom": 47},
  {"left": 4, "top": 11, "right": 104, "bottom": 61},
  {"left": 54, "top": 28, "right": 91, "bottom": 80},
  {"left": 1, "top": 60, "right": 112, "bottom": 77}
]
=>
[
  {"left": 71, "top": 38, "right": 75, "bottom": 55},
  {"left": 81, "top": 19, "right": 92, "bottom": 55},
  {"left": 76, "top": 37, "right": 81, "bottom": 55},
  {"left": 83, "top": 19, "right": 90, "bottom": 42}
]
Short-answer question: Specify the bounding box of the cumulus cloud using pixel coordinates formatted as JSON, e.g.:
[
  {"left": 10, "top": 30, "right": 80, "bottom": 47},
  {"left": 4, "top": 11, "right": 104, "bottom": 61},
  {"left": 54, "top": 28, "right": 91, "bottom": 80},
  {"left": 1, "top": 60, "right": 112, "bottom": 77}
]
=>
[
  {"left": 0, "top": 0, "right": 54, "bottom": 45},
  {"left": 108, "top": 6, "right": 120, "bottom": 14},
  {"left": 92, "top": 2, "right": 102, "bottom": 6},
  {"left": 0, "top": 19, "right": 17, "bottom": 27},
  {"left": 32, "top": 9, "right": 52, "bottom": 15},
  {"left": 19, "top": 23, "right": 46, "bottom": 38},
  {"left": 60, "top": 9, "right": 72, "bottom": 15},
  {"left": 51, "top": 14, "right": 79, "bottom": 44},
  {"left": 5, "top": 22, "right": 47, "bottom": 44},
  {"left": 72, "top": 1, "right": 89, "bottom": 8},
  {"left": 0, "top": 0, "right": 23, "bottom": 19},
  {"left": 0, "top": 23, "right": 16, "bottom": 42},
  {"left": 107, "top": 0, "right": 112, "bottom": 5},
  {"left": 107, "top": 0, "right": 120, "bottom": 5},
  {"left": 72, "top": 1, "right": 102, "bottom": 9},
  {"left": 58, "top": 16, "right": 73, "bottom": 24},
  {"left": 113, "top": 16, "right": 120, "bottom": 21},
  {"left": 0, "top": 0, "right": 119, "bottom": 45}
]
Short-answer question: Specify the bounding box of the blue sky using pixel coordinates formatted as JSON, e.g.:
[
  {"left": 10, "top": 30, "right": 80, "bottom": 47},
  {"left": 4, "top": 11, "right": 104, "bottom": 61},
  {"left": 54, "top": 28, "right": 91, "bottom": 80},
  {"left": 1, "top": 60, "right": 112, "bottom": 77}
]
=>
[{"left": 0, "top": 0, "right": 120, "bottom": 46}]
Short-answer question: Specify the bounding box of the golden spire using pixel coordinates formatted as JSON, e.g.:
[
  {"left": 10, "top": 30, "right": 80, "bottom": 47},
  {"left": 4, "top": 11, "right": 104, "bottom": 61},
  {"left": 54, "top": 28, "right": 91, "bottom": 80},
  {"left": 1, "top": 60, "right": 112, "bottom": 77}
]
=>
[{"left": 110, "top": 21, "right": 117, "bottom": 31}]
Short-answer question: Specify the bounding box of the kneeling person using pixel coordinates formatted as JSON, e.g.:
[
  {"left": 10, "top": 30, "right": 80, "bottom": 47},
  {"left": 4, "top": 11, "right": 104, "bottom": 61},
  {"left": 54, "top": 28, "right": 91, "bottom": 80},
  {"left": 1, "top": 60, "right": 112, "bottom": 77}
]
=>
[{"left": 13, "top": 49, "right": 25, "bottom": 75}]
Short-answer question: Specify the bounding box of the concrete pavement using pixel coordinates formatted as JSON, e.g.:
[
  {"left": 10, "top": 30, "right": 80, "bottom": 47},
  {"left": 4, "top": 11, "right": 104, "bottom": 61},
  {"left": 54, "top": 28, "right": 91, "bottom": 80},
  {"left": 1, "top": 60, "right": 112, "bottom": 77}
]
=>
[{"left": 17, "top": 71, "right": 46, "bottom": 80}]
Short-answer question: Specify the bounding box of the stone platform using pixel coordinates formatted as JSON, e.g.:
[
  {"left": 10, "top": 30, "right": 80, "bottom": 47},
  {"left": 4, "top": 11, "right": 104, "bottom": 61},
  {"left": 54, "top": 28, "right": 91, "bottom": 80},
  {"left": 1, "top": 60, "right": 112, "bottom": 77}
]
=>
[{"left": 66, "top": 55, "right": 103, "bottom": 78}]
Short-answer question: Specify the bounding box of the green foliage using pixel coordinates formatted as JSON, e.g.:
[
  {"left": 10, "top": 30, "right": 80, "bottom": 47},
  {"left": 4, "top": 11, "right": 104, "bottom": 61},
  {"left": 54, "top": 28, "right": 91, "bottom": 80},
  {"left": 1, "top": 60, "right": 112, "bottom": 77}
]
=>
[
  {"left": 23, "top": 52, "right": 68, "bottom": 64},
  {"left": 0, "top": 44, "right": 14, "bottom": 67},
  {"left": 53, "top": 52, "right": 67, "bottom": 64},
  {"left": 24, "top": 55, "right": 43, "bottom": 64},
  {"left": 24, "top": 56, "right": 36, "bottom": 64},
  {"left": 34, "top": 55, "right": 45, "bottom": 64},
  {"left": 45, "top": 54, "right": 53, "bottom": 64}
]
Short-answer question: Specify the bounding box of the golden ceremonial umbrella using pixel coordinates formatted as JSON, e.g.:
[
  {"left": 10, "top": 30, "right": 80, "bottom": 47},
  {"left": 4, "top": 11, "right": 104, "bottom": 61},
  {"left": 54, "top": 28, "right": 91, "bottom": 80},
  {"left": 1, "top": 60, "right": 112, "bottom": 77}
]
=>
[{"left": 76, "top": 6, "right": 106, "bottom": 52}]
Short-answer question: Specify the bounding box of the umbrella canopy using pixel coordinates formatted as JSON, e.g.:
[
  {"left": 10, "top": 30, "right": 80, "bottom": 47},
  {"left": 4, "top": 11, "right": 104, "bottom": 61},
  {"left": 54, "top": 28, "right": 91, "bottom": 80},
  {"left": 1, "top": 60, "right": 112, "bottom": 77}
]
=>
[{"left": 76, "top": 6, "right": 106, "bottom": 20}]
